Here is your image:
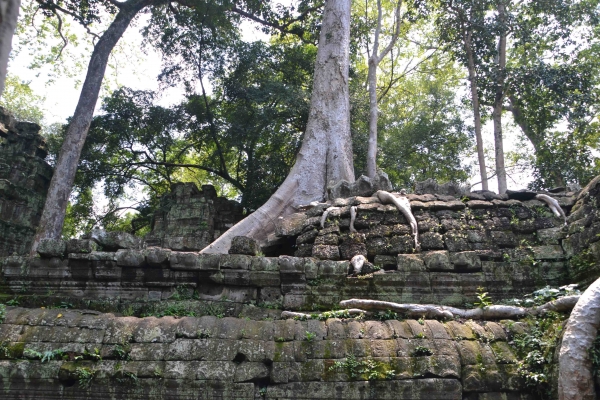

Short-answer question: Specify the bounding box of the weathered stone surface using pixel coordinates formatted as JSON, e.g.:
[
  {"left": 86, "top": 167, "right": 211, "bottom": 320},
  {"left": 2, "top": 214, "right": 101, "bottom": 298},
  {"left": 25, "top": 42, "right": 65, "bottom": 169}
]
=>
[
  {"left": 36, "top": 239, "right": 66, "bottom": 258},
  {"left": 450, "top": 251, "right": 482, "bottom": 271},
  {"left": 90, "top": 229, "right": 142, "bottom": 251},
  {"left": 506, "top": 189, "right": 538, "bottom": 201},
  {"left": 422, "top": 251, "right": 452, "bottom": 271},
  {"left": 66, "top": 239, "right": 98, "bottom": 254},
  {"left": 144, "top": 182, "right": 243, "bottom": 251},
  {"left": 115, "top": 249, "right": 146, "bottom": 267},
  {"left": 0, "top": 108, "right": 53, "bottom": 257},
  {"left": 312, "top": 245, "right": 340, "bottom": 260},
  {"left": 276, "top": 212, "right": 308, "bottom": 237},
  {"left": 229, "top": 236, "right": 260, "bottom": 256}
]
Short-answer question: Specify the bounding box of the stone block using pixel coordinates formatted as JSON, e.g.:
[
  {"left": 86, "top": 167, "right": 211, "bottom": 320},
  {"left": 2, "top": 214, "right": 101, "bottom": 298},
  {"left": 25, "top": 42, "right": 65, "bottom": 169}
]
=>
[
  {"left": 115, "top": 249, "right": 145, "bottom": 267},
  {"left": 373, "top": 255, "right": 397, "bottom": 270},
  {"left": 90, "top": 229, "right": 141, "bottom": 250},
  {"left": 228, "top": 236, "right": 260, "bottom": 255},
  {"left": 397, "top": 254, "right": 425, "bottom": 272},
  {"left": 304, "top": 258, "right": 319, "bottom": 280},
  {"left": 490, "top": 231, "right": 518, "bottom": 248},
  {"left": 132, "top": 316, "right": 178, "bottom": 343},
  {"left": 531, "top": 245, "right": 565, "bottom": 260},
  {"left": 275, "top": 212, "right": 308, "bottom": 237},
  {"left": 314, "top": 233, "right": 339, "bottom": 246},
  {"left": 250, "top": 256, "right": 279, "bottom": 272},
  {"left": 444, "top": 231, "right": 471, "bottom": 252},
  {"left": 93, "top": 260, "right": 121, "bottom": 281},
  {"left": 249, "top": 271, "right": 280, "bottom": 287},
  {"left": 209, "top": 269, "right": 250, "bottom": 286},
  {"left": 281, "top": 273, "right": 306, "bottom": 294},
  {"left": 37, "top": 239, "right": 66, "bottom": 258},
  {"left": 144, "top": 247, "right": 171, "bottom": 266},
  {"left": 312, "top": 245, "right": 340, "bottom": 260},
  {"left": 220, "top": 254, "right": 251, "bottom": 270},
  {"left": 420, "top": 232, "right": 445, "bottom": 250},
  {"left": 317, "top": 260, "right": 349, "bottom": 278},
  {"left": 422, "top": 251, "right": 451, "bottom": 271},
  {"left": 66, "top": 239, "right": 98, "bottom": 254},
  {"left": 279, "top": 256, "right": 305, "bottom": 273},
  {"left": 450, "top": 251, "right": 482, "bottom": 271}
]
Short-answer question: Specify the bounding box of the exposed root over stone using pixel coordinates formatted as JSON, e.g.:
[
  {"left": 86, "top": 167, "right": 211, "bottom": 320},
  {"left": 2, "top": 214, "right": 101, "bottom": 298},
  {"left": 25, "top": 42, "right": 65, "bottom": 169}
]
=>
[
  {"left": 338, "top": 296, "right": 580, "bottom": 320},
  {"left": 376, "top": 190, "right": 420, "bottom": 251},
  {"left": 558, "top": 278, "right": 600, "bottom": 400},
  {"left": 281, "top": 309, "right": 368, "bottom": 319},
  {"left": 535, "top": 194, "right": 567, "bottom": 225},
  {"left": 321, "top": 206, "right": 339, "bottom": 228},
  {"left": 349, "top": 206, "right": 358, "bottom": 233}
]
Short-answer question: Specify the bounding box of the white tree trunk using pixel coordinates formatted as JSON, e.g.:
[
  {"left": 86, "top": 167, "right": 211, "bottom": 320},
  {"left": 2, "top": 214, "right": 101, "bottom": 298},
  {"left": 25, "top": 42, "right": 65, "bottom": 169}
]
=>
[
  {"left": 558, "top": 278, "right": 600, "bottom": 400},
  {"left": 0, "top": 0, "right": 20, "bottom": 98},
  {"left": 202, "top": 0, "right": 354, "bottom": 254},
  {"left": 366, "top": 0, "right": 403, "bottom": 179},
  {"left": 465, "top": 30, "right": 488, "bottom": 191},
  {"left": 493, "top": 0, "right": 507, "bottom": 194}
]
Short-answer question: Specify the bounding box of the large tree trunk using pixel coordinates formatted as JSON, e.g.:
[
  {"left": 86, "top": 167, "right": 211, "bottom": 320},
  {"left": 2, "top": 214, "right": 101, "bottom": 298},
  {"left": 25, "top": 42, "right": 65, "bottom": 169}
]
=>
[
  {"left": 558, "top": 277, "right": 600, "bottom": 400},
  {"left": 493, "top": 0, "right": 507, "bottom": 193},
  {"left": 366, "top": 43, "right": 379, "bottom": 179},
  {"left": 464, "top": 29, "right": 488, "bottom": 190},
  {"left": 201, "top": 0, "right": 354, "bottom": 254},
  {"left": 30, "top": 1, "right": 149, "bottom": 254},
  {"left": 0, "top": 0, "right": 20, "bottom": 98},
  {"left": 366, "top": 0, "right": 403, "bottom": 179}
]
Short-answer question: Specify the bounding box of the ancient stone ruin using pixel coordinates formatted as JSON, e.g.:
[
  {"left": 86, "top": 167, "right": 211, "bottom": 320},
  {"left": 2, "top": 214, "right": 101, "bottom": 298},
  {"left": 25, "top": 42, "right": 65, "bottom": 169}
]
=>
[
  {"left": 1, "top": 111, "right": 600, "bottom": 399},
  {"left": 0, "top": 107, "right": 53, "bottom": 257}
]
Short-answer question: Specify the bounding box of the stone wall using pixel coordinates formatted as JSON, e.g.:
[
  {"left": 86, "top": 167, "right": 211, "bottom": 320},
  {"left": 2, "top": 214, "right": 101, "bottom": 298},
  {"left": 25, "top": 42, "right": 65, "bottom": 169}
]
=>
[
  {"left": 0, "top": 191, "right": 576, "bottom": 312},
  {"left": 0, "top": 107, "right": 52, "bottom": 257},
  {"left": 144, "top": 182, "right": 244, "bottom": 251},
  {"left": 0, "top": 306, "right": 535, "bottom": 399}
]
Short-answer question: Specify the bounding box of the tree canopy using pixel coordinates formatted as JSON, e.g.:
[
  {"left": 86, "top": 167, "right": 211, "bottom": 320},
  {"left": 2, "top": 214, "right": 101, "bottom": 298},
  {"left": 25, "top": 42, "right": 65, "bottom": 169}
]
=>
[{"left": 2, "top": 0, "right": 598, "bottom": 238}]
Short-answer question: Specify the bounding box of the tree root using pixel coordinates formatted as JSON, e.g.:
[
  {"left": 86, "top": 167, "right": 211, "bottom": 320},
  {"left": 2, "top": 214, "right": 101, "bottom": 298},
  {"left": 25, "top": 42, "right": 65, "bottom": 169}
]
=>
[
  {"left": 376, "top": 190, "right": 420, "bottom": 250},
  {"left": 535, "top": 194, "right": 567, "bottom": 225},
  {"left": 281, "top": 309, "right": 368, "bottom": 319},
  {"left": 338, "top": 296, "right": 580, "bottom": 320}
]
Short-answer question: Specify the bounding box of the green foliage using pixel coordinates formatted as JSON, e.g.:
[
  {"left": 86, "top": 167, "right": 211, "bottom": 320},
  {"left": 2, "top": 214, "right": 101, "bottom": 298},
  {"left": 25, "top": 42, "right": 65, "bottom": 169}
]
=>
[
  {"left": 474, "top": 287, "right": 493, "bottom": 308},
  {"left": 329, "top": 354, "right": 395, "bottom": 380},
  {"left": 75, "top": 366, "right": 95, "bottom": 389},
  {"left": 112, "top": 343, "right": 131, "bottom": 361},
  {"left": 0, "top": 303, "right": 5, "bottom": 324},
  {"left": 376, "top": 54, "right": 473, "bottom": 187},
  {"left": 589, "top": 334, "right": 600, "bottom": 379},
  {"left": 116, "top": 370, "right": 138, "bottom": 384},
  {"left": 373, "top": 310, "right": 398, "bottom": 321},
  {"left": 169, "top": 286, "right": 198, "bottom": 301},
  {"left": 0, "top": 74, "right": 45, "bottom": 124},
  {"left": 314, "top": 310, "right": 357, "bottom": 320},
  {"left": 411, "top": 346, "right": 433, "bottom": 357},
  {"left": 23, "top": 348, "right": 65, "bottom": 362},
  {"left": 304, "top": 331, "right": 316, "bottom": 342},
  {"left": 510, "top": 311, "right": 567, "bottom": 398}
]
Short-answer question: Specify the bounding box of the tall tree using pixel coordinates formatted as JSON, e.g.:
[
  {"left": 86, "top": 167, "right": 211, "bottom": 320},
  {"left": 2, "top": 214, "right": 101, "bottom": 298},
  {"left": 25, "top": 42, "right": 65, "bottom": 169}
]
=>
[
  {"left": 491, "top": 0, "right": 507, "bottom": 193},
  {"left": 202, "top": 0, "right": 353, "bottom": 253},
  {"left": 0, "top": 0, "right": 20, "bottom": 98},
  {"left": 29, "top": 0, "right": 320, "bottom": 254},
  {"left": 437, "top": 0, "right": 493, "bottom": 190},
  {"left": 365, "top": 0, "right": 403, "bottom": 179}
]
